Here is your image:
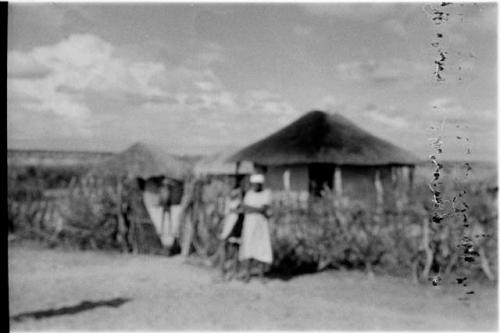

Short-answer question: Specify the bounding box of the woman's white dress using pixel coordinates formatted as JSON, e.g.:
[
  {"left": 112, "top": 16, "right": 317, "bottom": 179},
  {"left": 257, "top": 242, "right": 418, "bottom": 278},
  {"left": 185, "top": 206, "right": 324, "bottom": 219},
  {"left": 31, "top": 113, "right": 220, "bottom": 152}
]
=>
[{"left": 239, "top": 189, "right": 273, "bottom": 264}]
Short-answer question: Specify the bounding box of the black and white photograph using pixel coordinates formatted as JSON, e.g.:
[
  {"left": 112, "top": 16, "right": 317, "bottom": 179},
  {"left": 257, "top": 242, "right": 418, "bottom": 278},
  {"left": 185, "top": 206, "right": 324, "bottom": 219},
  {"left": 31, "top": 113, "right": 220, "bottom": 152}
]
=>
[{"left": 7, "top": 1, "right": 498, "bottom": 331}]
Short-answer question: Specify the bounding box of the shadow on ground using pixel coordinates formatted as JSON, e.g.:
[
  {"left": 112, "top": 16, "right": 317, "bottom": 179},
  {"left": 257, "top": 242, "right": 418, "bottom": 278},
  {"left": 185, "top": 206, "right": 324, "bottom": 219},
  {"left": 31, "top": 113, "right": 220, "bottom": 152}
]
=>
[
  {"left": 10, "top": 297, "right": 131, "bottom": 322},
  {"left": 266, "top": 262, "right": 320, "bottom": 281}
]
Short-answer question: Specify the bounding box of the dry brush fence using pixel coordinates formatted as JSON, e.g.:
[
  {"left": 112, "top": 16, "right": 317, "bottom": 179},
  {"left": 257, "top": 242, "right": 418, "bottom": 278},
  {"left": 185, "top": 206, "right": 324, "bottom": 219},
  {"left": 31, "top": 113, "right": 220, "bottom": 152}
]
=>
[
  {"left": 181, "top": 177, "right": 497, "bottom": 282},
  {"left": 8, "top": 166, "right": 133, "bottom": 251},
  {"left": 8, "top": 166, "right": 497, "bottom": 283}
]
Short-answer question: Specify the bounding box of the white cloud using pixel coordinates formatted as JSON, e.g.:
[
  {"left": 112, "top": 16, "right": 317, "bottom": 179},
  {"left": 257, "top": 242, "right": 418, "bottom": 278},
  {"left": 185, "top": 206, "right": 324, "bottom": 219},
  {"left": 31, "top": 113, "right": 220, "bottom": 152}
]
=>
[
  {"left": 7, "top": 34, "right": 302, "bottom": 153},
  {"left": 242, "top": 90, "right": 297, "bottom": 116},
  {"left": 430, "top": 97, "right": 461, "bottom": 110},
  {"left": 7, "top": 51, "right": 52, "bottom": 78},
  {"left": 179, "top": 90, "right": 236, "bottom": 110},
  {"left": 194, "top": 81, "right": 218, "bottom": 92},
  {"left": 365, "top": 110, "right": 409, "bottom": 129},
  {"left": 8, "top": 34, "right": 236, "bottom": 132},
  {"left": 8, "top": 34, "right": 174, "bottom": 123},
  {"left": 336, "top": 59, "right": 428, "bottom": 86},
  {"left": 153, "top": 66, "right": 224, "bottom": 96},
  {"left": 429, "top": 97, "right": 467, "bottom": 120},
  {"left": 8, "top": 75, "right": 91, "bottom": 120},
  {"left": 314, "top": 95, "right": 344, "bottom": 111},
  {"left": 427, "top": 98, "right": 496, "bottom": 130}
]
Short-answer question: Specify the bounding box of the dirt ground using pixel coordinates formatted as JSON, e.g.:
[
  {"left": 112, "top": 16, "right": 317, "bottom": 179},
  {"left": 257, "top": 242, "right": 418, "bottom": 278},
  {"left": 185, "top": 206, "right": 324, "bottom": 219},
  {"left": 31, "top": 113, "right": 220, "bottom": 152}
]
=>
[{"left": 9, "top": 243, "right": 498, "bottom": 331}]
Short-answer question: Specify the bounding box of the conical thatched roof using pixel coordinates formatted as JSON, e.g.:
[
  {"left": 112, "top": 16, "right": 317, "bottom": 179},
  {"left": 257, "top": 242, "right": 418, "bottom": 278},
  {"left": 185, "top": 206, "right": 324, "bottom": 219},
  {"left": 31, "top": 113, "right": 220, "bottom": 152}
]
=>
[
  {"left": 229, "top": 110, "right": 420, "bottom": 166},
  {"left": 91, "top": 142, "right": 192, "bottom": 180},
  {"left": 193, "top": 147, "right": 254, "bottom": 176}
]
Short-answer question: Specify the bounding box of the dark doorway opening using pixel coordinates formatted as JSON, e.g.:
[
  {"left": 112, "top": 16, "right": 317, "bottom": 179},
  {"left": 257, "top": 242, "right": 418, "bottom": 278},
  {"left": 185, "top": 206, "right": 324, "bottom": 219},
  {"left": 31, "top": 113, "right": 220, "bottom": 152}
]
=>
[{"left": 308, "top": 164, "right": 334, "bottom": 196}]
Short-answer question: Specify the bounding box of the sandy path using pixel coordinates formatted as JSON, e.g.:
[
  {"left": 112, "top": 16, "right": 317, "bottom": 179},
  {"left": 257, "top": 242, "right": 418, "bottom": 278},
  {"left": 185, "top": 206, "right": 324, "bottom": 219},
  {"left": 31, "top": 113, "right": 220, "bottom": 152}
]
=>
[{"left": 9, "top": 244, "right": 497, "bottom": 331}]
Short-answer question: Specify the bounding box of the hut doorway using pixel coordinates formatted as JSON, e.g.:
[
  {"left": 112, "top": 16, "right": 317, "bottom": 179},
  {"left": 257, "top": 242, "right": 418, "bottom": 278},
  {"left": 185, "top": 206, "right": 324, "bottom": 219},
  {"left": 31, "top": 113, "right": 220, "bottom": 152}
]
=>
[{"left": 308, "top": 164, "right": 334, "bottom": 196}]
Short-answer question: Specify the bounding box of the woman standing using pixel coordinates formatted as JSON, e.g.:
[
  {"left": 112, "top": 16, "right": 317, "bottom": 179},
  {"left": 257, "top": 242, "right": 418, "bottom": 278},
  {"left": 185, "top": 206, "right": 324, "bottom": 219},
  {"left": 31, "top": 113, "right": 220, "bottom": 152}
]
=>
[
  {"left": 217, "top": 187, "right": 244, "bottom": 280},
  {"left": 239, "top": 174, "right": 273, "bottom": 282}
]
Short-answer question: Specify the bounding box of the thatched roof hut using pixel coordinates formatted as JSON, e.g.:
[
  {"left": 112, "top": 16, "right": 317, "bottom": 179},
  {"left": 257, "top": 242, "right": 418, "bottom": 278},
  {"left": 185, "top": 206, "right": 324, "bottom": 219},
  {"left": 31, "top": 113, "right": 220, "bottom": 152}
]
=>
[
  {"left": 87, "top": 142, "right": 191, "bottom": 254},
  {"left": 229, "top": 110, "right": 420, "bottom": 204},
  {"left": 193, "top": 147, "right": 254, "bottom": 177},
  {"left": 91, "top": 142, "right": 192, "bottom": 181},
  {"left": 229, "top": 110, "right": 419, "bottom": 166}
]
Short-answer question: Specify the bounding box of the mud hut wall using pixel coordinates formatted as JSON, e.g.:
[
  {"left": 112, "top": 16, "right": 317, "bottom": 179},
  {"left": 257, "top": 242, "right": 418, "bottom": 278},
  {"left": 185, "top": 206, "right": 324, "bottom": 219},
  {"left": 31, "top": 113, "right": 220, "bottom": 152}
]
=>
[
  {"left": 262, "top": 163, "right": 412, "bottom": 208},
  {"left": 340, "top": 166, "right": 377, "bottom": 206},
  {"left": 376, "top": 166, "right": 413, "bottom": 208},
  {"left": 380, "top": 166, "right": 398, "bottom": 206},
  {"left": 265, "top": 165, "right": 309, "bottom": 192}
]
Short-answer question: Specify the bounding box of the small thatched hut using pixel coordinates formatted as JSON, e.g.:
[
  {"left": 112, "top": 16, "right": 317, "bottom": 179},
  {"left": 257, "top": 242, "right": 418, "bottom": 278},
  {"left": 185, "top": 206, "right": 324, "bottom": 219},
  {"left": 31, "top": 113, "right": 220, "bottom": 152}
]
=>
[
  {"left": 92, "top": 142, "right": 192, "bottom": 182},
  {"left": 89, "top": 142, "right": 193, "bottom": 253},
  {"left": 229, "top": 110, "right": 420, "bottom": 206}
]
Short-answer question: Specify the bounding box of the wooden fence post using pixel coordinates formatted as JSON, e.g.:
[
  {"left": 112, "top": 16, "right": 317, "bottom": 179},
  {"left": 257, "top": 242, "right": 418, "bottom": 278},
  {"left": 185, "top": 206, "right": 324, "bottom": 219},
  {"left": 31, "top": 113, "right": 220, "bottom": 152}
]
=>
[
  {"left": 181, "top": 212, "right": 194, "bottom": 257},
  {"left": 374, "top": 168, "right": 384, "bottom": 209},
  {"left": 421, "top": 217, "right": 433, "bottom": 281},
  {"left": 179, "top": 179, "right": 195, "bottom": 257}
]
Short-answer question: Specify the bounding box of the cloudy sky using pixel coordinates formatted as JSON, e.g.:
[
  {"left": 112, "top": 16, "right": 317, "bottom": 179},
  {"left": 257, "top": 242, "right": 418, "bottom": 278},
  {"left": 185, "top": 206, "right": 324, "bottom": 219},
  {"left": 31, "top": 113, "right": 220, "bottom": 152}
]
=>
[{"left": 7, "top": 2, "right": 497, "bottom": 161}]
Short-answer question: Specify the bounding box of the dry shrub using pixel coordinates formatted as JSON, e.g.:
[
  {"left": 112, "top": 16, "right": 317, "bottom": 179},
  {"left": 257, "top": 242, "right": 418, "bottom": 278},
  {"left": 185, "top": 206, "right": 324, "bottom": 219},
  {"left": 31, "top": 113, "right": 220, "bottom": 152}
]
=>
[
  {"left": 182, "top": 174, "right": 496, "bottom": 282},
  {"left": 8, "top": 163, "right": 496, "bottom": 282},
  {"left": 191, "top": 177, "right": 232, "bottom": 256},
  {"left": 8, "top": 165, "right": 125, "bottom": 250},
  {"left": 60, "top": 187, "right": 121, "bottom": 250},
  {"left": 269, "top": 181, "right": 497, "bottom": 281},
  {"left": 270, "top": 194, "right": 399, "bottom": 276}
]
